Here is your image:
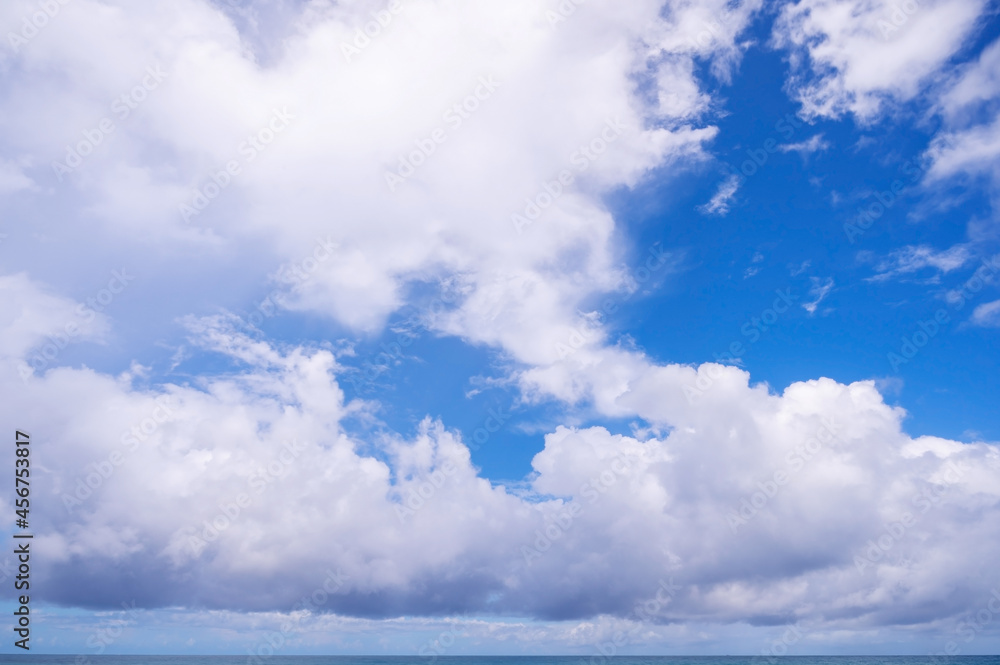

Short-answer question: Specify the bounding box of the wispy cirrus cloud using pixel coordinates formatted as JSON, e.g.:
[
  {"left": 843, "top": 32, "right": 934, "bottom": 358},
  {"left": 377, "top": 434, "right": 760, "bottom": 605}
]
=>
[
  {"left": 778, "top": 133, "right": 830, "bottom": 155},
  {"left": 803, "top": 275, "right": 834, "bottom": 314},
  {"left": 699, "top": 173, "right": 741, "bottom": 215},
  {"left": 865, "top": 244, "right": 972, "bottom": 282},
  {"left": 970, "top": 299, "right": 1000, "bottom": 327}
]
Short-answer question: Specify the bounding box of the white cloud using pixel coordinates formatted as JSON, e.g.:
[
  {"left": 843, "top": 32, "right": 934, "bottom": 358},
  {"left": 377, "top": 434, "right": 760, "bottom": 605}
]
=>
[
  {"left": 699, "top": 173, "right": 741, "bottom": 215},
  {"left": 778, "top": 133, "right": 830, "bottom": 155},
  {"left": 936, "top": 36, "right": 1000, "bottom": 123},
  {"left": 772, "top": 0, "right": 987, "bottom": 121},
  {"left": 2, "top": 0, "right": 1000, "bottom": 648},
  {"left": 790, "top": 259, "right": 811, "bottom": 276},
  {"left": 924, "top": 37, "right": 1000, "bottom": 189},
  {"left": 926, "top": 115, "right": 1000, "bottom": 183},
  {"left": 866, "top": 244, "right": 971, "bottom": 282},
  {"left": 970, "top": 299, "right": 1000, "bottom": 327},
  {"left": 0, "top": 272, "right": 109, "bottom": 364},
  {"left": 653, "top": 0, "right": 765, "bottom": 83},
  {"left": 743, "top": 254, "right": 762, "bottom": 279},
  {"left": 803, "top": 276, "right": 834, "bottom": 314},
  {"left": 3, "top": 291, "right": 1000, "bottom": 631},
  {"left": 0, "top": 158, "right": 35, "bottom": 194},
  {"left": 0, "top": 0, "right": 755, "bottom": 364}
]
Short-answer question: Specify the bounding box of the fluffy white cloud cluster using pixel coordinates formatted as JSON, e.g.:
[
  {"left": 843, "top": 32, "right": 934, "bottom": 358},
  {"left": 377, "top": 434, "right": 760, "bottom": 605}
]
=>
[
  {"left": 1, "top": 0, "right": 999, "bottom": 643},
  {"left": 3, "top": 282, "right": 1000, "bottom": 629},
  {"left": 0, "top": 0, "right": 747, "bottom": 356},
  {"left": 771, "top": 0, "right": 987, "bottom": 120}
]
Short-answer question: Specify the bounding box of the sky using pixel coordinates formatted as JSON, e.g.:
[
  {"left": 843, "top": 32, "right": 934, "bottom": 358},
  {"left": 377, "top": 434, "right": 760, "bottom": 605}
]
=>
[{"left": 1, "top": 0, "right": 1000, "bottom": 656}]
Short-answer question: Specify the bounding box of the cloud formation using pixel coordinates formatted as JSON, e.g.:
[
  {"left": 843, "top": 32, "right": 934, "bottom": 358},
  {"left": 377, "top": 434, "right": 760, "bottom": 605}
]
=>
[
  {"left": 0, "top": 0, "right": 998, "bottom": 652},
  {"left": 772, "top": 0, "right": 987, "bottom": 120},
  {"left": 4, "top": 282, "right": 999, "bottom": 631}
]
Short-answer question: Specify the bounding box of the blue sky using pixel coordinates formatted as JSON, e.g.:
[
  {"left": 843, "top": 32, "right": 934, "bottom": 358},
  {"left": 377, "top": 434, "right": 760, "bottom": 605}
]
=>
[{"left": 2, "top": 0, "right": 1000, "bottom": 656}]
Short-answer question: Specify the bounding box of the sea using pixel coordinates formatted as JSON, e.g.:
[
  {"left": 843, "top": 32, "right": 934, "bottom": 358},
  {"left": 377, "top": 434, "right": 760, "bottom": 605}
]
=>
[{"left": 0, "top": 658, "right": 997, "bottom": 665}]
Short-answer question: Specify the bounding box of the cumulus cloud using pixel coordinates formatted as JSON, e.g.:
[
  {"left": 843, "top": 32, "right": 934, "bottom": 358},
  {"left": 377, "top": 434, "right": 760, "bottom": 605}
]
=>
[
  {"left": 654, "top": 0, "right": 765, "bottom": 82},
  {"left": 3, "top": 292, "right": 1000, "bottom": 630},
  {"left": 771, "top": 0, "right": 987, "bottom": 120},
  {"left": 2, "top": 0, "right": 1000, "bottom": 650},
  {"left": 0, "top": 0, "right": 759, "bottom": 366}
]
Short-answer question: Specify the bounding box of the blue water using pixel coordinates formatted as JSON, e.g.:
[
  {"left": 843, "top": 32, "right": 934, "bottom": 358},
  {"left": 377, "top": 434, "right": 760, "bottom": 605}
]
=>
[{"left": 0, "top": 658, "right": 997, "bottom": 665}]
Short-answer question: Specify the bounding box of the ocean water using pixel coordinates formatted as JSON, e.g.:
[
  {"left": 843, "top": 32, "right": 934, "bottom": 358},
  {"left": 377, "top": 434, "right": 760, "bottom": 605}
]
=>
[{"left": 0, "top": 658, "right": 998, "bottom": 665}]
